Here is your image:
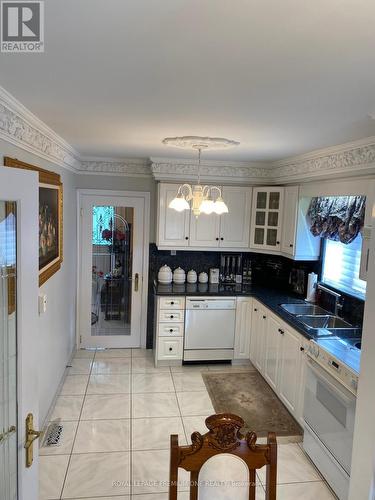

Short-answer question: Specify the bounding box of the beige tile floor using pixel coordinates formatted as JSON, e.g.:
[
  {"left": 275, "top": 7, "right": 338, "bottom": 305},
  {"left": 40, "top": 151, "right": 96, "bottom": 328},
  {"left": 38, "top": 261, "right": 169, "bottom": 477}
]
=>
[{"left": 39, "top": 348, "right": 337, "bottom": 499}]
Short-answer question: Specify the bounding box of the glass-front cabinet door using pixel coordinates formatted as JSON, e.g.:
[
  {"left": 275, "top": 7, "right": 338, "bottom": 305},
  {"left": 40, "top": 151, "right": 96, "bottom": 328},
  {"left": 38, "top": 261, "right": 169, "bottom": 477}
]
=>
[{"left": 250, "top": 188, "right": 284, "bottom": 250}]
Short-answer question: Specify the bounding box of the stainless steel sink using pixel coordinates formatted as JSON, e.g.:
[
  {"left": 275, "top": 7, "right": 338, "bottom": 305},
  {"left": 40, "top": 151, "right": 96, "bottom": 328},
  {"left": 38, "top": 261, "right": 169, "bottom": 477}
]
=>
[
  {"left": 280, "top": 303, "right": 330, "bottom": 316},
  {"left": 297, "top": 315, "right": 352, "bottom": 329}
]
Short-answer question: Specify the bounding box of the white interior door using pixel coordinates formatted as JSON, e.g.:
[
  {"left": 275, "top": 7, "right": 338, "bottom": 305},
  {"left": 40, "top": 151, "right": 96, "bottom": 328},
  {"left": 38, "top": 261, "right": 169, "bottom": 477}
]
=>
[
  {"left": 0, "top": 167, "right": 39, "bottom": 500},
  {"left": 79, "top": 191, "right": 149, "bottom": 348}
]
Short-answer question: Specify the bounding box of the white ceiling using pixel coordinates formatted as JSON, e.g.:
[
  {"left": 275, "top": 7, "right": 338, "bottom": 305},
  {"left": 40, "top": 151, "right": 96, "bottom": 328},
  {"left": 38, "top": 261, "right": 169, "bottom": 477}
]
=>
[{"left": 1, "top": 0, "right": 375, "bottom": 162}]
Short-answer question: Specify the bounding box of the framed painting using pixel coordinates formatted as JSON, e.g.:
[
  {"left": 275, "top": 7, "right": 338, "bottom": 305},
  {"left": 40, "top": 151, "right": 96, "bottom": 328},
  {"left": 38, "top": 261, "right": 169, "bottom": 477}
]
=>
[{"left": 4, "top": 157, "right": 63, "bottom": 286}]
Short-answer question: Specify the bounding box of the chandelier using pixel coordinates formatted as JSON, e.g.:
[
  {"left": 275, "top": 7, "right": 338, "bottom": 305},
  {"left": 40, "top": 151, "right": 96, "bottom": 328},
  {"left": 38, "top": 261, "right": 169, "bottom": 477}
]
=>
[{"left": 162, "top": 136, "right": 240, "bottom": 217}]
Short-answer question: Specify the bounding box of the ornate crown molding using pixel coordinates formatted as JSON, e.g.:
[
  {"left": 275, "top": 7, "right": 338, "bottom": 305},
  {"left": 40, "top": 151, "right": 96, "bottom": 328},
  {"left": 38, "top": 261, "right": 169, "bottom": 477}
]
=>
[
  {"left": 1, "top": 84, "right": 375, "bottom": 182},
  {"left": 150, "top": 156, "right": 272, "bottom": 184},
  {"left": 0, "top": 86, "right": 81, "bottom": 172},
  {"left": 272, "top": 137, "right": 375, "bottom": 183},
  {"left": 79, "top": 157, "right": 151, "bottom": 177}
]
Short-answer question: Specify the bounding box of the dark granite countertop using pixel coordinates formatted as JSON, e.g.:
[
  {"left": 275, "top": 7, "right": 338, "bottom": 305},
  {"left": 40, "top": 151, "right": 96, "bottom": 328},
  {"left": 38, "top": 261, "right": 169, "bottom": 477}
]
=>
[{"left": 154, "top": 282, "right": 361, "bottom": 372}]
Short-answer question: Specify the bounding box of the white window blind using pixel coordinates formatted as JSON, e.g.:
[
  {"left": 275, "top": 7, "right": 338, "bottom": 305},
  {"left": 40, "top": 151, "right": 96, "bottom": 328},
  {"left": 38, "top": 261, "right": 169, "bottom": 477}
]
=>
[{"left": 322, "top": 234, "right": 366, "bottom": 300}]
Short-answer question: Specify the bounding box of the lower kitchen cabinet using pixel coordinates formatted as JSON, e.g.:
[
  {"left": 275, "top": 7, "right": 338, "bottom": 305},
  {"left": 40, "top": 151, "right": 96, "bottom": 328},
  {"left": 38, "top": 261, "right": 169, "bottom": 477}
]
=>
[
  {"left": 264, "top": 313, "right": 282, "bottom": 392},
  {"left": 249, "top": 302, "right": 307, "bottom": 425},
  {"left": 157, "top": 337, "right": 183, "bottom": 360},
  {"left": 249, "top": 300, "right": 267, "bottom": 372},
  {"left": 234, "top": 297, "right": 253, "bottom": 359},
  {"left": 278, "top": 325, "right": 305, "bottom": 420},
  {"left": 154, "top": 296, "right": 185, "bottom": 365}
]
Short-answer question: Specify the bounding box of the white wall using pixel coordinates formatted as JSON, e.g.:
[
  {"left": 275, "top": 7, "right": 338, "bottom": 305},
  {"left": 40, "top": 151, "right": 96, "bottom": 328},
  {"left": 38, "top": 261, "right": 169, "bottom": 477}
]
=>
[
  {"left": 349, "top": 190, "right": 375, "bottom": 500},
  {"left": 0, "top": 139, "right": 77, "bottom": 425},
  {"left": 75, "top": 174, "right": 157, "bottom": 242}
]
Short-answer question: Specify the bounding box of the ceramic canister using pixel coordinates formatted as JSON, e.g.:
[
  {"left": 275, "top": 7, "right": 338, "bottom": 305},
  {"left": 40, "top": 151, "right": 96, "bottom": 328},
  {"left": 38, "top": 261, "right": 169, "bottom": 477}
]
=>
[
  {"left": 187, "top": 270, "right": 197, "bottom": 283},
  {"left": 198, "top": 272, "right": 208, "bottom": 283},
  {"left": 158, "top": 265, "right": 172, "bottom": 284},
  {"left": 173, "top": 267, "right": 186, "bottom": 284}
]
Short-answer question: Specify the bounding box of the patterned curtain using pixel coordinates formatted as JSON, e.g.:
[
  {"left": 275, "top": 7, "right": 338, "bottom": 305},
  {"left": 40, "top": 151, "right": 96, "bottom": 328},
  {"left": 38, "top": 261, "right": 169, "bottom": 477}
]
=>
[{"left": 307, "top": 196, "right": 366, "bottom": 244}]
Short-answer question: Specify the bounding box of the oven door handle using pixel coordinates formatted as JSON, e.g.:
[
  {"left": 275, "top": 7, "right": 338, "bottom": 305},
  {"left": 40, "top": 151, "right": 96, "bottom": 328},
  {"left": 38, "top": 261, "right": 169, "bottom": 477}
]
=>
[{"left": 306, "top": 358, "right": 356, "bottom": 405}]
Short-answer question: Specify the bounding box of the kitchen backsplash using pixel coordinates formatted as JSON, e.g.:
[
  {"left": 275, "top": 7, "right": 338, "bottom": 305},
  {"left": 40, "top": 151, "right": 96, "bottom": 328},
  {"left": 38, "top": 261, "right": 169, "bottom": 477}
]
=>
[{"left": 146, "top": 244, "right": 319, "bottom": 347}]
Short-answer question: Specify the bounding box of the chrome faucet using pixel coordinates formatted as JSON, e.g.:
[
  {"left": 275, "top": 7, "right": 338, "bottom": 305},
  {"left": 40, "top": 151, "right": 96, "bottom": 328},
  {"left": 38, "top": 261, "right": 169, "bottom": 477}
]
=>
[{"left": 316, "top": 283, "right": 343, "bottom": 316}]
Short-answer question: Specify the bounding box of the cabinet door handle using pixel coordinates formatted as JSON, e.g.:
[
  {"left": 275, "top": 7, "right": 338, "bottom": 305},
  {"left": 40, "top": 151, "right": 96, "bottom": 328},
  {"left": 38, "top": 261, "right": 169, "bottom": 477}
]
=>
[
  {"left": 169, "top": 347, "right": 173, "bottom": 352},
  {"left": 216, "top": 237, "right": 219, "bottom": 241},
  {"left": 289, "top": 243, "right": 293, "bottom": 248},
  {"left": 300, "top": 346, "right": 305, "bottom": 352},
  {"left": 170, "top": 315, "right": 174, "bottom": 319},
  {"left": 169, "top": 329, "right": 173, "bottom": 333},
  {"left": 279, "top": 329, "right": 284, "bottom": 335},
  {"left": 276, "top": 241, "right": 280, "bottom": 245},
  {"left": 254, "top": 308, "right": 258, "bottom": 312},
  {"left": 170, "top": 301, "right": 175, "bottom": 305},
  {"left": 262, "top": 315, "right": 266, "bottom": 319},
  {"left": 185, "top": 236, "right": 189, "bottom": 240},
  {"left": 220, "top": 237, "right": 224, "bottom": 241}
]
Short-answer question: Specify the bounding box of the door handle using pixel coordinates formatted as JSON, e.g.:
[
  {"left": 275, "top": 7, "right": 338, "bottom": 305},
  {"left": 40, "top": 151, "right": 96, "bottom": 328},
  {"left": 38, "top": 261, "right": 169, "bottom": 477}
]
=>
[
  {"left": 25, "top": 413, "right": 42, "bottom": 467},
  {"left": 134, "top": 273, "right": 139, "bottom": 292}
]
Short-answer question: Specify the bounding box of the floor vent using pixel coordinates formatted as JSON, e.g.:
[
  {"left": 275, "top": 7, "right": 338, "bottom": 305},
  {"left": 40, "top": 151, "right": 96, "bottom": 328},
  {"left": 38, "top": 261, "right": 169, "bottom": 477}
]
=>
[{"left": 43, "top": 423, "right": 63, "bottom": 447}]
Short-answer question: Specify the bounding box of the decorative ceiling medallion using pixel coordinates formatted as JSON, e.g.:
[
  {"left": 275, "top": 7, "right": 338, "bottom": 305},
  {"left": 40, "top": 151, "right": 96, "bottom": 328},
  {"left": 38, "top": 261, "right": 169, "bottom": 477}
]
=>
[{"left": 162, "top": 136, "right": 240, "bottom": 150}]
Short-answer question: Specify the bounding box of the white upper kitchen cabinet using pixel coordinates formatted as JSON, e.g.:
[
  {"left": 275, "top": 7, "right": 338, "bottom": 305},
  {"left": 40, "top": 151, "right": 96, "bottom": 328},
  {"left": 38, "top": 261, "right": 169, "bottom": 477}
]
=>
[
  {"left": 157, "top": 183, "right": 252, "bottom": 250},
  {"left": 250, "top": 187, "right": 284, "bottom": 251},
  {"left": 281, "top": 185, "right": 299, "bottom": 255},
  {"left": 189, "top": 211, "right": 221, "bottom": 248},
  {"left": 219, "top": 186, "right": 252, "bottom": 248},
  {"left": 157, "top": 183, "right": 190, "bottom": 248},
  {"left": 281, "top": 186, "right": 320, "bottom": 260}
]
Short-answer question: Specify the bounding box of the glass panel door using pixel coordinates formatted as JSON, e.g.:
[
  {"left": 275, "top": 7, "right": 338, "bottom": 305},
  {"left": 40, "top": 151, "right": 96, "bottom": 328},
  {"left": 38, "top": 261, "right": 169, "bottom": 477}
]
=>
[
  {"left": 254, "top": 191, "right": 268, "bottom": 246},
  {"left": 91, "top": 206, "right": 133, "bottom": 337},
  {"left": 0, "top": 201, "right": 18, "bottom": 500},
  {"left": 252, "top": 189, "right": 283, "bottom": 249},
  {"left": 80, "top": 193, "right": 146, "bottom": 349}
]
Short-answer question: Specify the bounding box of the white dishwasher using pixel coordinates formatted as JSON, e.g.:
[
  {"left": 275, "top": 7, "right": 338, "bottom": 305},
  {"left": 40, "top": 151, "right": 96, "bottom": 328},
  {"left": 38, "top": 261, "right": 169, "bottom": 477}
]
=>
[{"left": 184, "top": 297, "right": 236, "bottom": 361}]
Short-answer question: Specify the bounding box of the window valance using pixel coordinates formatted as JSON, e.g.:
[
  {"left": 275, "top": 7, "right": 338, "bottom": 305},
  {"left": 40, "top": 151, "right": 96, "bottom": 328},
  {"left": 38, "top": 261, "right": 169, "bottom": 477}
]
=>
[{"left": 307, "top": 195, "right": 366, "bottom": 244}]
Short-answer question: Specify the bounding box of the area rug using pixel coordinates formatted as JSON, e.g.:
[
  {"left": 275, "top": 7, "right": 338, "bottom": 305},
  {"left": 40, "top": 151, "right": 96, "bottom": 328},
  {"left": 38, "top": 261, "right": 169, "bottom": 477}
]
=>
[{"left": 202, "top": 371, "right": 303, "bottom": 441}]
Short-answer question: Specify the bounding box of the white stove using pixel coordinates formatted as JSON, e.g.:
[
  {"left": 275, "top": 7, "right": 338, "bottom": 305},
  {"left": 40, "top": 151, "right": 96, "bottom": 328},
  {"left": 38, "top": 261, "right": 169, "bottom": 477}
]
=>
[
  {"left": 307, "top": 338, "right": 359, "bottom": 395},
  {"left": 303, "top": 338, "right": 360, "bottom": 499}
]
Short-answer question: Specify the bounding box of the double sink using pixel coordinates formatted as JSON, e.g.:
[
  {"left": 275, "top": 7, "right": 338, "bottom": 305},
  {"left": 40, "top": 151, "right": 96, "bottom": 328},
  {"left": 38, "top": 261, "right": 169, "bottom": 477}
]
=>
[{"left": 280, "top": 303, "right": 362, "bottom": 349}]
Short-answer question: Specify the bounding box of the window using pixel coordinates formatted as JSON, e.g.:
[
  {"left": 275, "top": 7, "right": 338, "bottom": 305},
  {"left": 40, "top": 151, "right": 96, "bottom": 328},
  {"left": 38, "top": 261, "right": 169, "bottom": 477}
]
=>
[
  {"left": 322, "top": 234, "right": 366, "bottom": 300},
  {"left": 0, "top": 211, "right": 16, "bottom": 266},
  {"left": 92, "top": 206, "right": 114, "bottom": 246}
]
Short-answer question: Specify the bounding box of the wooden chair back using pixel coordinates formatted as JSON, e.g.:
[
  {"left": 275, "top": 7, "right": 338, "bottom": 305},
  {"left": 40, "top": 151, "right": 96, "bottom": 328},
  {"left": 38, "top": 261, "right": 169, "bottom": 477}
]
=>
[{"left": 170, "top": 413, "right": 277, "bottom": 500}]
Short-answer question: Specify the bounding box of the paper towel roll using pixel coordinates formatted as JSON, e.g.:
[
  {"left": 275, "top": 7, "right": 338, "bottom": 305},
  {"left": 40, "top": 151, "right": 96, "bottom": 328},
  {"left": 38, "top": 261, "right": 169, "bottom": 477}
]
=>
[{"left": 306, "top": 272, "right": 318, "bottom": 302}]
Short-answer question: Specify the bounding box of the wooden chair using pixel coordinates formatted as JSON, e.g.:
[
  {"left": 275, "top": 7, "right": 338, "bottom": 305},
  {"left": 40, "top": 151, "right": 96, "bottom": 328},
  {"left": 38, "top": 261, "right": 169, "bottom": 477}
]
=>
[{"left": 170, "top": 413, "right": 277, "bottom": 500}]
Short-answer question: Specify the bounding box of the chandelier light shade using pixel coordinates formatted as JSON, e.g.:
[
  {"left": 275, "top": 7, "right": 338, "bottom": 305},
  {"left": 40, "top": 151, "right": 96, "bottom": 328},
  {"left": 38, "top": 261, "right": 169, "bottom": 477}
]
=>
[
  {"left": 168, "top": 190, "right": 190, "bottom": 212},
  {"left": 162, "top": 136, "right": 240, "bottom": 217}
]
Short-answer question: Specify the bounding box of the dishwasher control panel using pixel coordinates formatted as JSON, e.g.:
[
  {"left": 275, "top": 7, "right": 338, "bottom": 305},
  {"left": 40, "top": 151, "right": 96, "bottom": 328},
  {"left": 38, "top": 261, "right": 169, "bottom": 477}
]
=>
[{"left": 186, "top": 297, "right": 237, "bottom": 310}]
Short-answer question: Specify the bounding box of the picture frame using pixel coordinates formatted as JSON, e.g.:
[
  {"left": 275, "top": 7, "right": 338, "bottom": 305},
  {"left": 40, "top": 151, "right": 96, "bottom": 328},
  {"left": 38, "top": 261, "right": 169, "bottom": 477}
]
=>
[{"left": 4, "top": 157, "right": 63, "bottom": 286}]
